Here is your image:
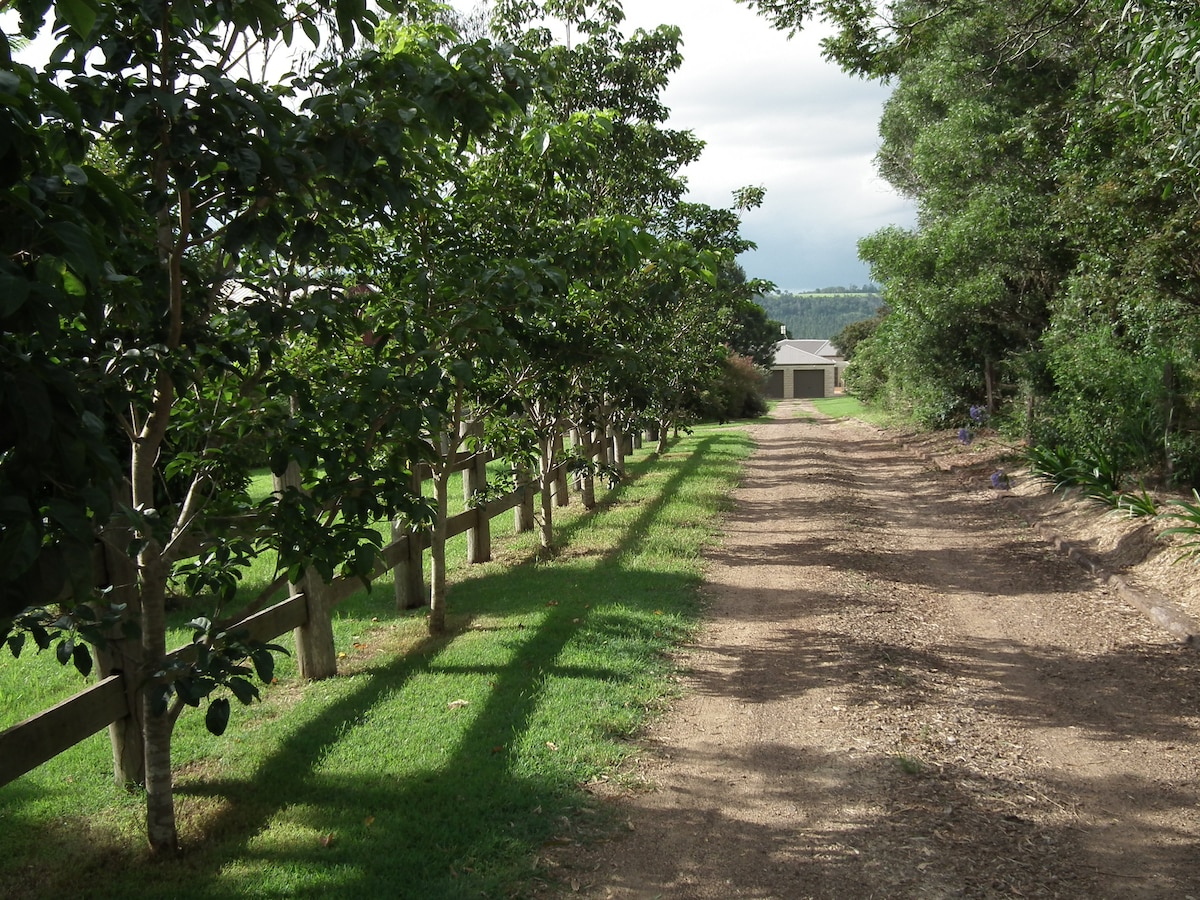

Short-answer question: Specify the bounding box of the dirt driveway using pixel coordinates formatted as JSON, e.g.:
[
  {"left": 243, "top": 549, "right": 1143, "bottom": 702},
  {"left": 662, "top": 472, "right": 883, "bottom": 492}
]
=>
[{"left": 548, "top": 402, "right": 1200, "bottom": 898}]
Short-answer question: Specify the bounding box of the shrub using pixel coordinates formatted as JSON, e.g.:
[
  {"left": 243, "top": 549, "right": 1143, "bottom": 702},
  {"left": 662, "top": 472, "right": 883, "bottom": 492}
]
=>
[{"left": 1160, "top": 490, "right": 1200, "bottom": 562}]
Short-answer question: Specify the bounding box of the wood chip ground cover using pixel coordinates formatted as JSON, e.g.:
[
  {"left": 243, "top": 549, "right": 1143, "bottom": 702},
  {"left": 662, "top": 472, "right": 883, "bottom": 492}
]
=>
[{"left": 539, "top": 401, "right": 1200, "bottom": 899}]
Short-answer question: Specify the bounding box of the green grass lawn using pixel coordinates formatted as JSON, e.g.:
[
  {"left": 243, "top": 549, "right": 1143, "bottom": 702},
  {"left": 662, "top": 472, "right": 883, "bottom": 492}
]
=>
[
  {"left": 0, "top": 424, "right": 752, "bottom": 899},
  {"left": 812, "top": 395, "right": 898, "bottom": 428}
]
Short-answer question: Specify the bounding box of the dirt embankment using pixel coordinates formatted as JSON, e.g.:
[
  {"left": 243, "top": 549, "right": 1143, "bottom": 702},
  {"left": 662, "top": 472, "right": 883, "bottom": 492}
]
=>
[{"left": 539, "top": 401, "right": 1200, "bottom": 899}]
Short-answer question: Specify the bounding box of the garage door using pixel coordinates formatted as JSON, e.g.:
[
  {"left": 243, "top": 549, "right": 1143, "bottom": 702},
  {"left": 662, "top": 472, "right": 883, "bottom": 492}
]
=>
[
  {"left": 792, "top": 369, "right": 825, "bottom": 398},
  {"left": 766, "top": 369, "right": 785, "bottom": 399}
]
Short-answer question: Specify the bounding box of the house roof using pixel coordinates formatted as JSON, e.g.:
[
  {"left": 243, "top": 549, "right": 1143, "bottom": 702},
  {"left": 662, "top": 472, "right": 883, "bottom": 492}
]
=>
[
  {"left": 773, "top": 342, "right": 835, "bottom": 367},
  {"left": 779, "top": 339, "right": 840, "bottom": 358}
]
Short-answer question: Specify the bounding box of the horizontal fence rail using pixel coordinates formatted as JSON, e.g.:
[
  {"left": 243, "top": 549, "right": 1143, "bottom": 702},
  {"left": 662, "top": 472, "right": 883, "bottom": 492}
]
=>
[{"left": 0, "top": 455, "right": 559, "bottom": 787}]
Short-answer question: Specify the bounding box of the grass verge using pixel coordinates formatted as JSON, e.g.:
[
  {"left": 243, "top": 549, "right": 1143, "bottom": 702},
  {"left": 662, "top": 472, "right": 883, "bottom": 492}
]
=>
[
  {"left": 0, "top": 424, "right": 752, "bottom": 899},
  {"left": 812, "top": 395, "right": 898, "bottom": 428}
]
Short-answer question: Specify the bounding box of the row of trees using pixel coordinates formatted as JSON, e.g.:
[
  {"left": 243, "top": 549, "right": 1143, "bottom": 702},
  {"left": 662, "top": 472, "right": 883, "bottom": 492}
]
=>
[
  {"left": 744, "top": 0, "right": 1200, "bottom": 488},
  {"left": 1, "top": 0, "right": 777, "bottom": 853}
]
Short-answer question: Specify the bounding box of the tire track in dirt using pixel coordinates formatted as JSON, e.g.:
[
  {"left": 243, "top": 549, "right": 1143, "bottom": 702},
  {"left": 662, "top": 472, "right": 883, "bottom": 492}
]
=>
[{"left": 544, "top": 403, "right": 1200, "bottom": 899}]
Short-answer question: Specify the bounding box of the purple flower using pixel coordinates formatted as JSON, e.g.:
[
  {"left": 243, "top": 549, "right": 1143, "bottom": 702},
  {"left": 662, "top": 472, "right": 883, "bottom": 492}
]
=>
[
  {"left": 991, "top": 470, "right": 1011, "bottom": 490},
  {"left": 969, "top": 405, "right": 985, "bottom": 423},
  {"left": 958, "top": 428, "right": 973, "bottom": 445}
]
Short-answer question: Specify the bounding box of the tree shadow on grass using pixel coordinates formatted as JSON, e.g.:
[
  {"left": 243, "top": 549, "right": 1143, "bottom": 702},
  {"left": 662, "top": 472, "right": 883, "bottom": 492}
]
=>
[{"left": 79, "top": 432, "right": 747, "bottom": 898}]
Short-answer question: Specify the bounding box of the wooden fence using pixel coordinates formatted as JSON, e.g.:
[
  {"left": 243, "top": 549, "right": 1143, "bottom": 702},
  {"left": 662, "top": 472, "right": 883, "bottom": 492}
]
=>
[{"left": 0, "top": 423, "right": 639, "bottom": 787}]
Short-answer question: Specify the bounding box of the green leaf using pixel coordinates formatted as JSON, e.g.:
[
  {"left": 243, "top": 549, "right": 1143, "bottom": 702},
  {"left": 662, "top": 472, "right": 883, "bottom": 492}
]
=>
[
  {"left": 0, "top": 274, "right": 29, "bottom": 316},
  {"left": 250, "top": 647, "right": 275, "bottom": 683},
  {"left": 205, "top": 697, "right": 231, "bottom": 736},
  {"left": 31, "top": 623, "right": 50, "bottom": 651},
  {"left": 302, "top": 17, "right": 321, "bottom": 47},
  {"left": 57, "top": 0, "right": 98, "bottom": 37},
  {"left": 7, "top": 632, "right": 25, "bottom": 658},
  {"left": 149, "top": 684, "right": 172, "bottom": 718},
  {"left": 72, "top": 642, "right": 93, "bottom": 677},
  {"left": 62, "top": 164, "right": 88, "bottom": 185},
  {"left": 47, "top": 221, "right": 101, "bottom": 282},
  {"left": 56, "top": 638, "right": 73, "bottom": 666},
  {"left": 228, "top": 676, "right": 260, "bottom": 705},
  {"left": 335, "top": 0, "right": 360, "bottom": 49}
]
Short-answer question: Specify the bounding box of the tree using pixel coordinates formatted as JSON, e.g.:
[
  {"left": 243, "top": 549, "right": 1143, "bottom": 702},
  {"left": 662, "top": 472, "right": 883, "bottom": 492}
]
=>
[
  {"left": 831, "top": 309, "right": 883, "bottom": 361},
  {"left": 2, "top": 0, "right": 536, "bottom": 852}
]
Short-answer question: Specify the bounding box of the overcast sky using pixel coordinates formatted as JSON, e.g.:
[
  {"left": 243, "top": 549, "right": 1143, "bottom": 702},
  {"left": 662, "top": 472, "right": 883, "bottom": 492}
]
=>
[{"left": 616, "top": 0, "right": 916, "bottom": 291}]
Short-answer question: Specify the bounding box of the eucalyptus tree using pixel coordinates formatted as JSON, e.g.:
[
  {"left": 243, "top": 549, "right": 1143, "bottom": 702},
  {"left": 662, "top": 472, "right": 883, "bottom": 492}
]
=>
[
  {"left": 739, "top": 0, "right": 1086, "bottom": 423},
  {"left": 2, "top": 0, "right": 536, "bottom": 852}
]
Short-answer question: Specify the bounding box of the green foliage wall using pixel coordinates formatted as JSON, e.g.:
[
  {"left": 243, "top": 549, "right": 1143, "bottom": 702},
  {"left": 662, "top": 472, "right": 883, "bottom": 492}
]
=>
[{"left": 744, "top": 0, "right": 1200, "bottom": 486}]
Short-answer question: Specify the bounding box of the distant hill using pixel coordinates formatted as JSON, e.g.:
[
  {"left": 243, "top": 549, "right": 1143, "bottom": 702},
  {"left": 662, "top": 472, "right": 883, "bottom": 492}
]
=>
[{"left": 758, "top": 289, "right": 884, "bottom": 341}]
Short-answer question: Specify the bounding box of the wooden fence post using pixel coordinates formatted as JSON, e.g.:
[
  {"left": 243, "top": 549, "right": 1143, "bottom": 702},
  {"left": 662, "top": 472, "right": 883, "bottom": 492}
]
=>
[
  {"left": 574, "top": 427, "right": 596, "bottom": 509},
  {"left": 293, "top": 574, "right": 337, "bottom": 680},
  {"left": 463, "top": 424, "right": 491, "bottom": 564},
  {"left": 514, "top": 464, "right": 535, "bottom": 533},
  {"left": 394, "top": 469, "right": 427, "bottom": 609},
  {"left": 95, "top": 525, "right": 145, "bottom": 787},
  {"left": 273, "top": 462, "right": 337, "bottom": 680},
  {"left": 552, "top": 432, "right": 569, "bottom": 508},
  {"left": 594, "top": 425, "right": 610, "bottom": 468},
  {"left": 611, "top": 424, "right": 626, "bottom": 478}
]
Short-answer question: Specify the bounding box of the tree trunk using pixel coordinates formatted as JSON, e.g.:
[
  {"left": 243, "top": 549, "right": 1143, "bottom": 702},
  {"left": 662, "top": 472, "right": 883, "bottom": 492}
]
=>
[
  {"left": 138, "top": 549, "right": 179, "bottom": 854},
  {"left": 428, "top": 466, "right": 451, "bottom": 634},
  {"left": 611, "top": 424, "right": 626, "bottom": 479},
  {"left": 594, "top": 425, "right": 610, "bottom": 468},
  {"left": 1164, "top": 359, "right": 1178, "bottom": 478},
  {"left": 985, "top": 358, "right": 997, "bottom": 414},
  {"left": 656, "top": 418, "right": 670, "bottom": 454},
  {"left": 131, "top": 389, "right": 179, "bottom": 854},
  {"left": 538, "top": 433, "right": 555, "bottom": 549}
]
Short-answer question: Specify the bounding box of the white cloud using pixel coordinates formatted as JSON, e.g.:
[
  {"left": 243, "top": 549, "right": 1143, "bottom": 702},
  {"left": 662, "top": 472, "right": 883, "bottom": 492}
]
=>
[{"left": 620, "top": 0, "right": 916, "bottom": 290}]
